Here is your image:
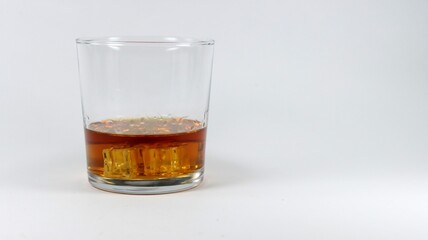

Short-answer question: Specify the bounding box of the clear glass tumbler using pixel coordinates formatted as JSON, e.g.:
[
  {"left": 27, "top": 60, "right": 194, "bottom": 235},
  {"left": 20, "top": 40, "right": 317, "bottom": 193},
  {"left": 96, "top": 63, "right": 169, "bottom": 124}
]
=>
[{"left": 76, "top": 36, "right": 215, "bottom": 194}]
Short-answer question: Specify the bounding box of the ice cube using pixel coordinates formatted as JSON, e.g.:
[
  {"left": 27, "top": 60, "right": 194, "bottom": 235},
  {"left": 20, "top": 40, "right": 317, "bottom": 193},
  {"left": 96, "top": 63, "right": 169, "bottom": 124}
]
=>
[{"left": 103, "top": 147, "right": 139, "bottom": 178}]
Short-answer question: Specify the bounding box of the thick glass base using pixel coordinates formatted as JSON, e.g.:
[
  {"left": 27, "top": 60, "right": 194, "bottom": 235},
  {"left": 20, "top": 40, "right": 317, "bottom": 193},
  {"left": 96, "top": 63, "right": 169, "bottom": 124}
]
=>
[{"left": 88, "top": 169, "right": 204, "bottom": 194}]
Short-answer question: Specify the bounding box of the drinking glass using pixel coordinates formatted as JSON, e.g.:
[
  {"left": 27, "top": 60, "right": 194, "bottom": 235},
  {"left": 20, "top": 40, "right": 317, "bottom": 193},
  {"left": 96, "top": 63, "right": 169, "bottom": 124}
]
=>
[{"left": 76, "top": 36, "right": 215, "bottom": 194}]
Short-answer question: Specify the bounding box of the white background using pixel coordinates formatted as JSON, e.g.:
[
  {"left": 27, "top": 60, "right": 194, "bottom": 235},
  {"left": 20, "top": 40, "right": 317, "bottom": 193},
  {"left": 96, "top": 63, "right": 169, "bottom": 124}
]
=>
[{"left": 1, "top": 0, "right": 428, "bottom": 239}]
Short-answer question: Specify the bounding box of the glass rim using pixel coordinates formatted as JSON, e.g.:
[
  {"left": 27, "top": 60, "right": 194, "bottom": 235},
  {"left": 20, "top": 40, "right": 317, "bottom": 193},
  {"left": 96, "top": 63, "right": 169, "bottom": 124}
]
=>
[{"left": 76, "top": 36, "right": 215, "bottom": 46}]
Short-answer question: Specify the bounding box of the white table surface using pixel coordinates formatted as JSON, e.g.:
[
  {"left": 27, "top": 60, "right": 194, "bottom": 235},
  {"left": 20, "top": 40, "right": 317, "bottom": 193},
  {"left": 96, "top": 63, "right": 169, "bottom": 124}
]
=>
[{"left": 1, "top": 0, "right": 428, "bottom": 239}]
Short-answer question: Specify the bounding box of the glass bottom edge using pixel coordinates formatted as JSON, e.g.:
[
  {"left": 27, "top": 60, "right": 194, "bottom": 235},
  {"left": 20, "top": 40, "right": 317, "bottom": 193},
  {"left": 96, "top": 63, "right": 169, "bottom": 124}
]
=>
[{"left": 87, "top": 169, "right": 204, "bottom": 195}]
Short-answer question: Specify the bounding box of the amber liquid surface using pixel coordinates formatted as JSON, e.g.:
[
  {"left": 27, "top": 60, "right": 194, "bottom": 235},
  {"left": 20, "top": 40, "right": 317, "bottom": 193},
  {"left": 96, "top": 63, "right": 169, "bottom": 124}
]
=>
[{"left": 85, "top": 117, "right": 206, "bottom": 180}]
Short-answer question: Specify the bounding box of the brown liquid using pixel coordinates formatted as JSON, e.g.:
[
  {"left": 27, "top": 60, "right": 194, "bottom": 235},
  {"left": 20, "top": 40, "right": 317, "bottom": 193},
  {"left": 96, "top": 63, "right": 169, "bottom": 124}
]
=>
[{"left": 84, "top": 117, "right": 206, "bottom": 180}]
